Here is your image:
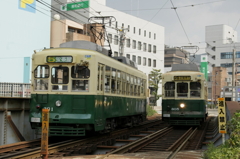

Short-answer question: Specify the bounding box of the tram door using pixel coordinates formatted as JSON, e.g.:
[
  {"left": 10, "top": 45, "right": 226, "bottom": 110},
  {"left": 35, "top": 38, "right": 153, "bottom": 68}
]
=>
[{"left": 95, "top": 63, "right": 105, "bottom": 131}]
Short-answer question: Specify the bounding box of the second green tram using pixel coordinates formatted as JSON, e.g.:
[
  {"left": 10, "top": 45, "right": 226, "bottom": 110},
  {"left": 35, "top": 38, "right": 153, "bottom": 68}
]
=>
[{"left": 162, "top": 64, "right": 208, "bottom": 125}]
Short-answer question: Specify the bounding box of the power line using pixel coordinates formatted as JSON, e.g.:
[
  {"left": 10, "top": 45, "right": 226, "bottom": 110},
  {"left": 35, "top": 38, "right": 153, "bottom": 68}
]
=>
[
  {"left": 170, "top": 0, "right": 191, "bottom": 45},
  {"left": 38, "top": 0, "right": 86, "bottom": 24},
  {"left": 140, "top": 0, "right": 169, "bottom": 29}
]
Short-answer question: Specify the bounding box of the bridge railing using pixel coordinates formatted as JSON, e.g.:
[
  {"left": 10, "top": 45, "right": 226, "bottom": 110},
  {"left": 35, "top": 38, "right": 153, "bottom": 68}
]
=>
[{"left": 0, "top": 83, "right": 31, "bottom": 98}]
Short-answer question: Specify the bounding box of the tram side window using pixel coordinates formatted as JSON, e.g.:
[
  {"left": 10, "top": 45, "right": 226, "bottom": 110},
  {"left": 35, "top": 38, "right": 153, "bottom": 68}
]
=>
[
  {"left": 177, "top": 83, "right": 188, "bottom": 97},
  {"left": 190, "top": 82, "right": 201, "bottom": 97},
  {"left": 97, "top": 64, "right": 104, "bottom": 91},
  {"left": 121, "top": 72, "right": 126, "bottom": 95},
  {"left": 34, "top": 65, "right": 49, "bottom": 91},
  {"left": 164, "top": 82, "right": 175, "bottom": 97},
  {"left": 104, "top": 66, "right": 111, "bottom": 93},
  {"left": 117, "top": 70, "right": 121, "bottom": 94},
  {"left": 111, "top": 68, "right": 116, "bottom": 93},
  {"left": 51, "top": 67, "right": 68, "bottom": 91},
  {"left": 71, "top": 66, "right": 90, "bottom": 78}
]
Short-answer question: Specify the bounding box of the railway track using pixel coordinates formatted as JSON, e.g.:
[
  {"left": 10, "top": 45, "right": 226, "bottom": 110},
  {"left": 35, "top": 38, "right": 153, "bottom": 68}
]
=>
[
  {"left": 0, "top": 116, "right": 214, "bottom": 159},
  {"left": 0, "top": 118, "right": 164, "bottom": 159}
]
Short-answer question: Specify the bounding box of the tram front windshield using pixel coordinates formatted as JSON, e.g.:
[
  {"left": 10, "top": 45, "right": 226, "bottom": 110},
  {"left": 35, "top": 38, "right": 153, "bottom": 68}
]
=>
[
  {"left": 34, "top": 65, "right": 90, "bottom": 92},
  {"left": 177, "top": 83, "right": 188, "bottom": 97}
]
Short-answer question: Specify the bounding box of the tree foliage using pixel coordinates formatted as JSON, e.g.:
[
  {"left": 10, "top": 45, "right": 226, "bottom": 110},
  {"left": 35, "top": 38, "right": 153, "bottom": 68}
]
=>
[
  {"left": 204, "top": 111, "right": 240, "bottom": 158},
  {"left": 149, "top": 69, "right": 162, "bottom": 106}
]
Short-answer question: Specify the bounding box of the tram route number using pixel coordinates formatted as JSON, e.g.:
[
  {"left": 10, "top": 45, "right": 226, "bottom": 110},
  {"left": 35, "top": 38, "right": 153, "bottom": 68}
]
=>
[{"left": 44, "top": 107, "right": 53, "bottom": 112}]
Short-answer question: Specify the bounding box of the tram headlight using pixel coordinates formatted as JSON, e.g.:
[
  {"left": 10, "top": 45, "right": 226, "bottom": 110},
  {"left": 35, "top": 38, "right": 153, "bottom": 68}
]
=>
[
  {"left": 55, "top": 100, "right": 62, "bottom": 107},
  {"left": 36, "top": 104, "right": 41, "bottom": 109},
  {"left": 180, "top": 103, "right": 185, "bottom": 108}
]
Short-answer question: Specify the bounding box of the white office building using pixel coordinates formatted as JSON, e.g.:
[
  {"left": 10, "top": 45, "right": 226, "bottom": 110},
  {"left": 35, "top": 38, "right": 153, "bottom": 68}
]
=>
[
  {"left": 51, "top": 0, "right": 165, "bottom": 106},
  {"left": 205, "top": 24, "right": 240, "bottom": 75}
]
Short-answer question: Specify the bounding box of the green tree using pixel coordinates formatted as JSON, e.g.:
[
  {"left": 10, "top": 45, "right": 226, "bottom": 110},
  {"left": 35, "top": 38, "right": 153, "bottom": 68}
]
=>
[{"left": 149, "top": 69, "right": 162, "bottom": 106}]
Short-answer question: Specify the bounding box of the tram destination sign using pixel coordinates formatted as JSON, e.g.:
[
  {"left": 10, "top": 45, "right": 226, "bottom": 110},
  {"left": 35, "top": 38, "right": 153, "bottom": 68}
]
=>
[
  {"left": 47, "top": 56, "right": 73, "bottom": 63},
  {"left": 174, "top": 76, "right": 191, "bottom": 81}
]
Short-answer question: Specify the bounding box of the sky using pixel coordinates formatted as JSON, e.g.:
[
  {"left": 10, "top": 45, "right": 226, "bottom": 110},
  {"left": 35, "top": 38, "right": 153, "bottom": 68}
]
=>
[{"left": 106, "top": 0, "right": 240, "bottom": 54}]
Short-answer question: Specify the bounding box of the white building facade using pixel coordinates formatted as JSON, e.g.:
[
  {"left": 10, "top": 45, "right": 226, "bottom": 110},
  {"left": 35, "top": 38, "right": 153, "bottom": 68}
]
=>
[
  {"left": 205, "top": 24, "right": 240, "bottom": 75},
  {"left": 0, "top": 0, "right": 51, "bottom": 83},
  {"left": 52, "top": 0, "right": 165, "bottom": 106}
]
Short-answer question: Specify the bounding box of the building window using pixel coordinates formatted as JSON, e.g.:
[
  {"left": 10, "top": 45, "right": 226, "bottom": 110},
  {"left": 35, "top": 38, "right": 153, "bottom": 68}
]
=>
[
  {"left": 68, "top": 27, "right": 75, "bottom": 33},
  {"left": 221, "top": 52, "right": 232, "bottom": 59},
  {"left": 133, "top": 27, "right": 136, "bottom": 34},
  {"left": 139, "top": 29, "right": 141, "bottom": 35},
  {"left": 116, "top": 21, "right": 118, "bottom": 28},
  {"left": 153, "top": 59, "right": 156, "bottom": 67},
  {"left": 132, "top": 55, "right": 136, "bottom": 62},
  {"left": 154, "top": 33, "right": 156, "bottom": 39},
  {"left": 153, "top": 45, "right": 156, "bottom": 53},
  {"left": 143, "top": 57, "right": 146, "bottom": 66},
  {"left": 148, "top": 58, "right": 151, "bottom": 67},
  {"left": 149, "top": 32, "right": 151, "bottom": 38},
  {"left": 114, "top": 51, "right": 118, "bottom": 57},
  {"left": 144, "top": 30, "right": 146, "bottom": 37},
  {"left": 132, "top": 40, "right": 136, "bottom": 49},
  {"left": 126, "top": 39, "right": 130, "bottom": 48},
  {"left": 128, "top": 25, "right": 130, "bottom": 32},
  {"left": 108, "top": 34, "right": 112, "bottom": 43},
  {"left": 122, "top": 23, "right": 124, "bottom": 28},
  {"left": 138, "top": 56, "right": 141, "bottom": 65},
  {"left": 126, "top": 54, "right": 130, "bottom": 59},
  {"left": 148, "top": 44, "right": 152, "bottom": 52},
  {"left": 143, "top": 43, "right": 147, "bottom": 52},
  {"left": 138, "top": 41, "right": 142, "bottom": 50},
  {"left": 114, "top": 35, "right": 118, "bottom": 45}
]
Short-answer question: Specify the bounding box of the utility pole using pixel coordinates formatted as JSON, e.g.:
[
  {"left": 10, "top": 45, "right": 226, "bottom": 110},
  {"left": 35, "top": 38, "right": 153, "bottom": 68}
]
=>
[
  {"left": 118, "top": 28, "right": 128, "bottom": 56},
  {"left": 232, "top": 49, "right": 236, "bottom": 101}
]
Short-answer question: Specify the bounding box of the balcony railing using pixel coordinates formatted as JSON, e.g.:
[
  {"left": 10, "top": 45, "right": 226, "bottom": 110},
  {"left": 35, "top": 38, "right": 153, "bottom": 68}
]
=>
[{"left": 0, "top": 83, "right": 31, "bottom": 98}]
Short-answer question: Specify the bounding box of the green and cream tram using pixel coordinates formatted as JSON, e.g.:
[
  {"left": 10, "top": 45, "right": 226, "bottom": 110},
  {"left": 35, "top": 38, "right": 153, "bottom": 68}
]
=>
[
  {"left": 162, "top": 64, "right": 208, "bottom": 125},
  {"left": 30, "top": 41, "right": 147, "bottom": 136}
]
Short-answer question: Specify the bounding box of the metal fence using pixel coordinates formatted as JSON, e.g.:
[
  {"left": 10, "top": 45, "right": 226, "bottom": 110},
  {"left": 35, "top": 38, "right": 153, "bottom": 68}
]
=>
[{"left": 0, "top": 83, "right": 31, "bottom": 98}]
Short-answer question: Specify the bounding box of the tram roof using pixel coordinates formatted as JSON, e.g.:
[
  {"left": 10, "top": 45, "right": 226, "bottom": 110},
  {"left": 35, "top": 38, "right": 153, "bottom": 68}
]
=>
[{"left": 171, "top": 64, "right": 199, "bottom": 72}]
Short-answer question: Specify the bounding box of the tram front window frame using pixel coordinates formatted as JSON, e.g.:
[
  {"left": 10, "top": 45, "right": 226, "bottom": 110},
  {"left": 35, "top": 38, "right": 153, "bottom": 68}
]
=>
[
  {"left": 71, "top": 66, "right": 90, "bottom": 92},
  {"left": 190, "top": 82, "right": 201, "bottom": 98},
  {"left": 164, "top": 82, "right": 175, "bottom": 97},
  {"left": 51, "top": 66, "right": 69, "bottom": 91},
  {"left": 34, "top": 65, "right": 49, "bottom": 91},
  {"left": 177, "top": 82, "right": 188, "bottom": 97}
]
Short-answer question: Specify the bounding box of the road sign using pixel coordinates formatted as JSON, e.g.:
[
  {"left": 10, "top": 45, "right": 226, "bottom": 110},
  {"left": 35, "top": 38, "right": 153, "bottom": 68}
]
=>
[
  {"left": 61, "top": 1, "right": 89, "bottom": 11},
  {"left": 218, "top": 98, "right": 227, "bottom": 134},
  {"left": 41, "top": 109, "right": 49, "bottom": 157}
]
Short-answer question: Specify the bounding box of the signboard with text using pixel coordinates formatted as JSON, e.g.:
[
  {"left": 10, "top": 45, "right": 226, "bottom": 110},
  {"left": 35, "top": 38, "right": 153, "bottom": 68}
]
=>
[
  {"left": 218, "top": 98, "right": 227, "bottom": 134},
  {"left": 61, "top": 1, "right": 89, "bottom": 11},
  {"left": 200, "top": 55, "right": 208, "bottom": 81},
  {"left": 41, "top": 109, "right": 49, "bottom": 155}
]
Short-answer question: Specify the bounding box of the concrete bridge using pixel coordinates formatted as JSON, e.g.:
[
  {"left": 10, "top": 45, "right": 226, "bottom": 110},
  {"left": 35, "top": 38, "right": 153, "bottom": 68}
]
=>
[{"left": 0, "top": 82, "right": 36, "bottom": 145}]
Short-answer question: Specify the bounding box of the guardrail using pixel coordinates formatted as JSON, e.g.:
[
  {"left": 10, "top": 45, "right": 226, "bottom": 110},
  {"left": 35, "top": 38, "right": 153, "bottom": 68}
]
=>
[{"left": 0, "top": 83, "right": 31, "bottom": 98}]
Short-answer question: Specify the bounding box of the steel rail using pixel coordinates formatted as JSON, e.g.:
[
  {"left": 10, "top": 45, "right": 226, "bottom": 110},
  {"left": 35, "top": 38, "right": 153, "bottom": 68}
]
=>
[
  {"left": 167, "top": 127, "right": 198, "bottom": 159},
  {"left": 4, "top": 118, "right": 162, "bottom": 158},
  {"left": 98, "top": 127, "right": 172, "bottom": 159}
]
